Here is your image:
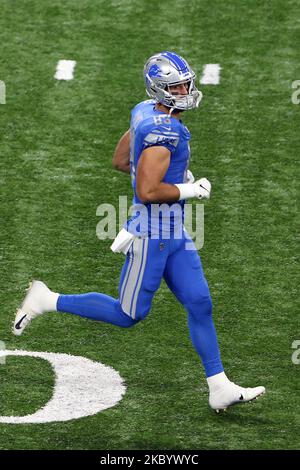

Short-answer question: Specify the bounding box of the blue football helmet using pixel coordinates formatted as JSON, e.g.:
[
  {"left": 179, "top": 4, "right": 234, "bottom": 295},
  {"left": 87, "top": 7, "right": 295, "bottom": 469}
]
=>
[{"left": 144, "top": 51, "right": 202, "bottom": 111}]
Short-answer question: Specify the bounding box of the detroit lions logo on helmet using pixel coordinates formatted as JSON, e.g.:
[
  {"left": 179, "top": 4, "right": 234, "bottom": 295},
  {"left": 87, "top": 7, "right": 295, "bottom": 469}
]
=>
[{"left": 148, "top": 64, "right": 162, "bottom": 79}]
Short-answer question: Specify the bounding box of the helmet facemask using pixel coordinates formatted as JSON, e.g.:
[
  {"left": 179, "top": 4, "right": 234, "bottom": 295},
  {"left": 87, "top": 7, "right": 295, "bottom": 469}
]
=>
[
  {"left": 144, "top": 52, "right": 203, "bottom": 112},
  {"left": 164, "top": 78, "right": 202, "bottom": 111}
]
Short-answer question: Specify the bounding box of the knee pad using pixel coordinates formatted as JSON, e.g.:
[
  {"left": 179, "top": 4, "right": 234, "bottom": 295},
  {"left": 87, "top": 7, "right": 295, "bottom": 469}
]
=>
[
  {"left": 116, "top": 301, "right": 140, "bottom": 328},
  {"left": 132, "top": 306, "right": 151, "bottom": 322},
  {"left": 185, "top": 295, "right": 213, "bottom": 317},
  {"left": 119, "top": 295, "right": 152, "bottom": 322}
]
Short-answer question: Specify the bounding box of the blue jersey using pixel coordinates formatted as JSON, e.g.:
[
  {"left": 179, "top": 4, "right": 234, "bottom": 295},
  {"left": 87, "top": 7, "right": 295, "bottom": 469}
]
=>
[{"left": 126, "top": 100, "right": 191, "bottom": 237}]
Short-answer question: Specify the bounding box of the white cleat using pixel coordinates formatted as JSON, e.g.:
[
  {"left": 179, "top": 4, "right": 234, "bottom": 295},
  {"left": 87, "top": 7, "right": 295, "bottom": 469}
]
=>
[
  {"left": 13, "top": 280, "right": 52, "bottom": 336},
  {"left": 209, "top": 382, "right": 266, "bottom": 413}
]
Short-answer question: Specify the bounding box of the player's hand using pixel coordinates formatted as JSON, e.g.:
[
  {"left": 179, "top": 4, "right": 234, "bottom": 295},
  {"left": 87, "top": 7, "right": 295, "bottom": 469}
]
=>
[
  {"left": 186, "top": 169, "right": 195, "bottom": 184},
  {"left": 193, "top": 178, "right": 211, "bottom": 199},
  {"left": 175, "top": 177, "right": 211, "bottom": 200}
]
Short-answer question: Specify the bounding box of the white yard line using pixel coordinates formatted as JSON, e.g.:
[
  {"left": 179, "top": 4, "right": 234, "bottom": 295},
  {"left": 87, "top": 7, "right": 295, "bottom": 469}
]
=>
[
  {"left": 54, "top": 60, "right": 77, "bottom": 81},
  {"left": 200, "top": 64, "right": 221, "bottom": 85}
]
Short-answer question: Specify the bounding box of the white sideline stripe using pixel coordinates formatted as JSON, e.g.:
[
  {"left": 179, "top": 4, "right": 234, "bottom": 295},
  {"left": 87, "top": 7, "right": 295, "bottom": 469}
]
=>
[
  {"left": 54, "top": 60, "right": 77, "bottom": 81},
  {"left": 200, "top": 64, "right": 221, "bottom": 85}
]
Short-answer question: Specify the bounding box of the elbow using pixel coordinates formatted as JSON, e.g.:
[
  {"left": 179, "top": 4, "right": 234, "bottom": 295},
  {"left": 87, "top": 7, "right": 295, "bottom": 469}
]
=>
[
  {"left": 112, "top": 159, "right": 126, "bottom": 172},
  {"left": 139, "top": 195, "right": 151, "bottom": 204},
  {"left": 112, "top": 157, "right": 120, "bottom": 170},
  {"left": 136, "top": 187, "right": 153, "bottom": 203}
]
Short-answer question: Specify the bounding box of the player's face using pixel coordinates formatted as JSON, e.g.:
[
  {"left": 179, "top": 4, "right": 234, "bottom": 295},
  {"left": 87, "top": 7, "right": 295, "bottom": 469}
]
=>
[{"left": 168, "top": 81, "right": 189, "bottom": 95}]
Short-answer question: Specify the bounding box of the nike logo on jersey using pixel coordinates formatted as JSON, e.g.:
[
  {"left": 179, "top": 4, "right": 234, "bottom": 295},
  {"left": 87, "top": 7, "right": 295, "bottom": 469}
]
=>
[
  {"left": 15, "top": 314, "right": 27, "bottom": 330},
  {"left": 239, "top": 394, "right": 244, "bottom": 401}
]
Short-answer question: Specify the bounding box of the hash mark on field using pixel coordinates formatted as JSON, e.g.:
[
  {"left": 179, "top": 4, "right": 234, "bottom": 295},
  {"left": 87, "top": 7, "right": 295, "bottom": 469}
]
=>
[
  {"left": 54, "top": 60, "right": 77, "bottom": 81},
  {"left": 200, "top": 64, "right": 221, "bottom": 85},
  {"left": 0, "top": 80, "right": 6, "bottom": 104}
]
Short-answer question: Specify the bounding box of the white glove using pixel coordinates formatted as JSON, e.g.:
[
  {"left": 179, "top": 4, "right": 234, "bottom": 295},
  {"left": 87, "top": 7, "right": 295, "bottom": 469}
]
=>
[
  {"left": 175, "top": 177, "right": 211, "bottom": 200},
  {"left": 194, "top": 177, "right": 211, "bottom": 199},
  {"left": 185, "top": 169, "right": 195, "bottom": 184}
]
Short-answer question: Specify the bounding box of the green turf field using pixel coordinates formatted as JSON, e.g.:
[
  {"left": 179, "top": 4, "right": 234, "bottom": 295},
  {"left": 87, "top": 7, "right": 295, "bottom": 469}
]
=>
[{"left": 0, "top": 0, "right": 299, "bottom": 450}]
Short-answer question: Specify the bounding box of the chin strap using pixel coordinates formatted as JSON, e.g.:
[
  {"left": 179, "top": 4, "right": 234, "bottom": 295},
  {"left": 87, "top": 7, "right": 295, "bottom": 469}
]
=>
[{"left": 168, "top": 107, "right": 175, "bottom": 116}]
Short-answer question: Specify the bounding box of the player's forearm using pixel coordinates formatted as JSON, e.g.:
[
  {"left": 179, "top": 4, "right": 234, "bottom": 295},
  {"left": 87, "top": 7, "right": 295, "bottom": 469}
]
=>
[
  {"left": 138, "top": 182, "right": 180, "bottom": 203},
  {"left": 112, "top": 153, "right": 130, "bottom": 173},
  {"left": 138, "top": 178, "right": 211, "bottom": 203},
  {"left": 112, "top": 130, "right": 131, "bottom": 173},
  {"left": 114, "top": 162, "right": 130, "bottom": 174}
]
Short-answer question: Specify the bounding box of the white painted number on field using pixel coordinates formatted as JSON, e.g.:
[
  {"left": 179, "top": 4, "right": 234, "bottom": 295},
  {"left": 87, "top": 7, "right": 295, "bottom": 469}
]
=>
[
  {"left": 291, "top": 80, "right": 300, "bottom": 104},
  {"left": 54, "top": 60, "right": 77, "bottom": 81},
  {"left": 0, "top": 350, "right": 126, "bottom": 424},
  {"left": 200, "top": 64, "right": 221, "bottom": 85},
  {"left": 292, "top": 340, "right": 300, "bottom": 364}
]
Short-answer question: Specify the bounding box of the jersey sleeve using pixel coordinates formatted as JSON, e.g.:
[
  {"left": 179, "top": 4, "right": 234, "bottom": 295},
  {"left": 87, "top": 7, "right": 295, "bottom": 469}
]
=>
[{"left": 141, "top": 122, "right": 180, "bottom": 155}]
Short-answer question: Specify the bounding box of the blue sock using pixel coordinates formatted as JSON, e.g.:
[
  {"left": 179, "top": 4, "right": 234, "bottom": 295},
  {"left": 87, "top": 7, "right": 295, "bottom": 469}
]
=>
[
  {"left": 57, "top": 293, "right": 138, "bottom": 328},
  {"left": 186, "top": 298, "right": 224, "bottom": 377}
]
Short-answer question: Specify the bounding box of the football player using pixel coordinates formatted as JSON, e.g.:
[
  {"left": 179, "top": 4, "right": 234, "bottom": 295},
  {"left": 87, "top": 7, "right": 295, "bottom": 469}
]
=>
[{"left": 13, "top": 51, "right": 265, "bottom": 412}]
